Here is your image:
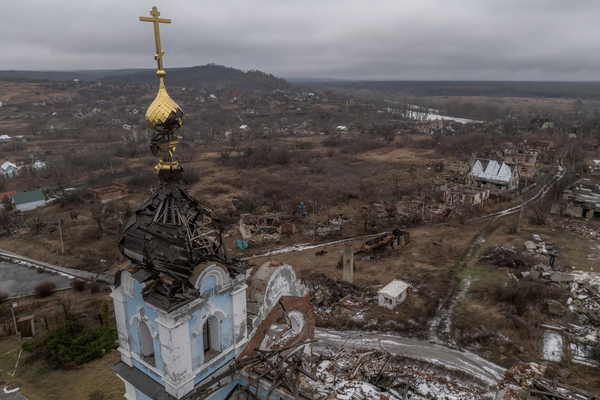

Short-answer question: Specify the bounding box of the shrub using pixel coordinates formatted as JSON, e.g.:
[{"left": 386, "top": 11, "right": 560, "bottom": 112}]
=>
[
  {"left": 34, "top": 281, "right": 56, "bottom": 298},
  {"left": 0, "top": 292, "right": 8, "bottom": 303},
  {"left": 70, "top": 278, "right": 87, "bottom": 292},
  {"left": 26, "top": 319, "right": 118, "bottom": 368},
  {"left": 89, "top": 282, "right": 101, "bottom": 294}
]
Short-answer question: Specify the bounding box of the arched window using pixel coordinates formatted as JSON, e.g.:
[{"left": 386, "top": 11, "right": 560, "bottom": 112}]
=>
[
  {"left": 139, "top": 321, "right": 156, "bottom": 367},
  {"left": 202, "top": 315, "right": 221, "bottom": 362}
]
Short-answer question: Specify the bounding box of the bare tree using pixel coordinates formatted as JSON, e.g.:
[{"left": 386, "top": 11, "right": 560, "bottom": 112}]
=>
[
  {"left": 122, "top": 129, "right": 144, "bottom": 158},
  {"left": 0, "top": 208, "right": 12, "bottom": 235}
]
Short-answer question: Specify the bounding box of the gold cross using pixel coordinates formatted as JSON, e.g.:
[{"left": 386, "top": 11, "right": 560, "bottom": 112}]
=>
[{"left": 139, "top": 6, "right": 171, "bottom": 71}]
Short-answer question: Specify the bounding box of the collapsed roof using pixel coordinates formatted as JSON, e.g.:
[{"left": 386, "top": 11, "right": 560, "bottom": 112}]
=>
[
  {"left": 118, "top": 182, "right": 248, "bottom": 311},
  {"left": 470, "top": 159, "right": 516, "bottom": 184}
]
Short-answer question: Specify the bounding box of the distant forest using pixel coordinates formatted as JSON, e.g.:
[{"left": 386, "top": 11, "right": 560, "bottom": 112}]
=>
[{"left": 309, "top": 80, "right": 600, "bottom": 100}]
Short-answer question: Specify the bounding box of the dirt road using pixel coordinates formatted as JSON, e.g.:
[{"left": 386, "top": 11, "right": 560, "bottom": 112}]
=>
[{"left": 314, "top": 327, "right": 506, "bottom": 387}]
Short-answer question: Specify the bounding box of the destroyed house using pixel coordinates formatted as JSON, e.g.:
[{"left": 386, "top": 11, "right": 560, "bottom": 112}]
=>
[
  {"left": 469, "top": 159, "right": 519, "bottom": 192},
  {"left": 89, "top": 182, "right": 129, "bottom": 203},
  {"left": 444, "top": 185, "right": 489, "bottom": 207},
  {"left": 503, "top": 148, "right": 539, "bottom": 179},
  {"left": 444, "top": 160, "right": 470, "bottom": 175},
  {"left": 556, "top": 178, "right": 600, "bottom": 219}
]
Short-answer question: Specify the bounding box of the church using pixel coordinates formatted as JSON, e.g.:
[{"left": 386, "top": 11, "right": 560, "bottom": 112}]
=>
[{"left": 107, "top": 8, "right": 315, "bottom": 400}]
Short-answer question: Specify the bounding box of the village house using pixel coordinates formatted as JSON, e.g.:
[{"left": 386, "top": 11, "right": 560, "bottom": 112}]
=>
[
  {"left": 553, "top": 178, "right": 600, "bottom": 219},
  {"left": 12, "top": 190, "right": 46, "bottom": 212},
  {"left": 444, "top": 160, "right": 471, "bottom": 175},
  {"left": 530, "top": 116, "right": 554, "bottom": 129},
  {"left": 504, "top": 148, "right": 539, "bottom": 179},
  {"left": 0, "top": 135, "right": 11, "bottom": 142},
  {"left": 378, "top": 279, "right": 410, "bottom": 310},
  {"left": 469, "top": 159, "right": 519, "bottom": 192},
  {"left": 444, "top": 185, "right": 490, "bottom": 208},
  {"left": 0, "top": 161, "right": 18, "bottom": 178},
  {"left": 523, "top": 140, "right": 553, "bottom": 152}
]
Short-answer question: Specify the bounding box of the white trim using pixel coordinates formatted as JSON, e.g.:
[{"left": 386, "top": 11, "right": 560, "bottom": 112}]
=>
[
  {"left": 121, "top": 271, "right": 136, "bottom": 298},
  {"left": 155, "top": 312, "right": 192, "bottom": 330},
  {"left": 194, "top": 264, "right": 231, "bottom": 290},
  {"left": 129, "top": 306, "right": 158, "bottom": 338},
  {"left": 230, "top": 284, "right": 248, "bottom": 296},
  {"left": 193, "top": 301, "right": 229, "bottom": 336},
  {"left": 131, "top": 352, "right": 164, "bottom": 378}
]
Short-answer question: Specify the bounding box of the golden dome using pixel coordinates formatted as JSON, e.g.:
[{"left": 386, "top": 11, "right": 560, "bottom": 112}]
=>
[{"left": 145, "top": 76, "right": 185, "bottom": 133}]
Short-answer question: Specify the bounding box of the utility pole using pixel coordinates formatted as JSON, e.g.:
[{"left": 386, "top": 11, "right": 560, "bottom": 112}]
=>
[
  {"left": 11, "top": 302, "right": 19, "bottom": 338},
  {"left": 518, "top": 198, "right": 524, "bottom": 234},
  {"left": 58, "top": 218, "right": 64, "bottom": 255},
  {"left": 312, "top": 203, "right": 315, "bottom": 243}
]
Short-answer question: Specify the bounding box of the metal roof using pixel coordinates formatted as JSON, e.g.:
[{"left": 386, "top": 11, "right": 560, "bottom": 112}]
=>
[
  {"left": 379, "top": 279, "right": 409, "bottom": 297},
  {"left": 470, "top": 159, "right": 514, "bottom": 183},
  {"left": 12, "top": 190, "right": 45, "bottom": 205}
]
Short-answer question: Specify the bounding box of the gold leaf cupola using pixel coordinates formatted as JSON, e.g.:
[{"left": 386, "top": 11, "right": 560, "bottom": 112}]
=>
[{"left": 140, "top": 6, "right": 184, "bottom": 178}]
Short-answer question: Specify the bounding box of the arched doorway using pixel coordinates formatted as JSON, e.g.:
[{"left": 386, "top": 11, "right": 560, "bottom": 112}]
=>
[
  {"left": 202, "top": 315, "right": 220, "bottom": 362},
  {"left": 139, "top": 322, "right": 155, "bottom": 367}
]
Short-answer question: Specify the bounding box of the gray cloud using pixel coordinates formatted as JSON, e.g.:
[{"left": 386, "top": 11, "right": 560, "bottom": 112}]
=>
[{"left": 3, "top": 0, "right": 600, "bottom": 80}]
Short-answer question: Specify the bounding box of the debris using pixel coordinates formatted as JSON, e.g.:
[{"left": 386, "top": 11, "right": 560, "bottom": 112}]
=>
[
  {"left": 315, "top": 250, "right": 327, "bottom": 257},
  {"left": 550, "top": 272, "right": 574, "bottom": 283},
  {"left": 356, "top": 229, "right": 410, "bottom": 255},
  {"left": 541, "top": 330, "right": 563, "bottom": 362},
  {"left": 235, "top": 240, "right": 249, "bottom": 250},
  {"left": 547, "top": 218, "right": 600, "bottom": 241}
]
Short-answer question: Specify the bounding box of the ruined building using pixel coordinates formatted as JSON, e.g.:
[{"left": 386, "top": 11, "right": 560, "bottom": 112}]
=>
[
  {"left": 108, "top": 8, "right": 315, "bottom": 399},
  {"left": 503, "top": 148, "right": 539, "bottom": 179},
  {"left": 469, "top": 158, "right": 519, "bottom": 192}
]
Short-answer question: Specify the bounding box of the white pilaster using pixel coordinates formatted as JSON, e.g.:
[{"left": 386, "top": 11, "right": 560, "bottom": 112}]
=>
[
  {"left": 111, "top": 288, "right": 133, "bottom": 367},
  {"left": 156, "top": 314, "right": 194, "bottom": 399},
  {"left": 117, "top": 374, "right": 139, "bottom": 400},
  {"left": 231, "top": 281, "right": 248, "bottom": 355}
]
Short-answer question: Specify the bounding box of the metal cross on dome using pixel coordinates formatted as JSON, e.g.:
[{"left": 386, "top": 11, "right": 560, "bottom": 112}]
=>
[{"left": 139, "top": 6, "right": 171, "bottom": 72}]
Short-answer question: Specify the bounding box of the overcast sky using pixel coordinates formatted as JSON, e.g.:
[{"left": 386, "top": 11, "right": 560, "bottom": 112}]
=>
[{"left": 3, "top": 0, "right": 600, "bottom": 80}]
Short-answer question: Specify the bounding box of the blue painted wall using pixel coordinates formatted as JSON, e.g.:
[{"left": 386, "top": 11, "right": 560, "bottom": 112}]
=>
[
  {"left": 124, "top": 280, "right": 165, "bottom": 385},
  {"left": 123, "top": 276, "right": 239, "bottom": 391}
]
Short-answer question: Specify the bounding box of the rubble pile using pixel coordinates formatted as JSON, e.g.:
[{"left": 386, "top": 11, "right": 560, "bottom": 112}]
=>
[
  {"left": 306, "top": 273, "right": 373, "bottom": 318},
  {"left": 237, "top": 212, "right": 292, "bottom": 244},
  {"left": 480, "top": 245, "right": 531, "bottom": 269},
  {"left": 495, "top": 361, "right": 599, "bottom": 400},
  {"left": 566, "top": 279, "right": 600, "bottom": 326},
  {"left": 302, "top": 214, "right": 351, "bottom": 238},
  {"left": 494, "top": 362, "right": 547, "bottom": 400},
  {"left": 547, "top": 218, "right": 600, "bottom": 240},
  {"left": 313, "top": 347, "right": 488, "bottom": 400}
]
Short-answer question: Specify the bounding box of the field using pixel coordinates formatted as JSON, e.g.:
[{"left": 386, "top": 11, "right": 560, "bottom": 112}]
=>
[{"left": 1, "top": 78, "right": 600, "bottom": 397}]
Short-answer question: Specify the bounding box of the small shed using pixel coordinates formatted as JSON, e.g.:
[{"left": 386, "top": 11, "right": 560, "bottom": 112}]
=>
[
  {"left": 17, "top": 315, "right": 36, "bottom": 338},
  {"left": 378, "top": 280, "right": 409, "bottom": 309}
]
